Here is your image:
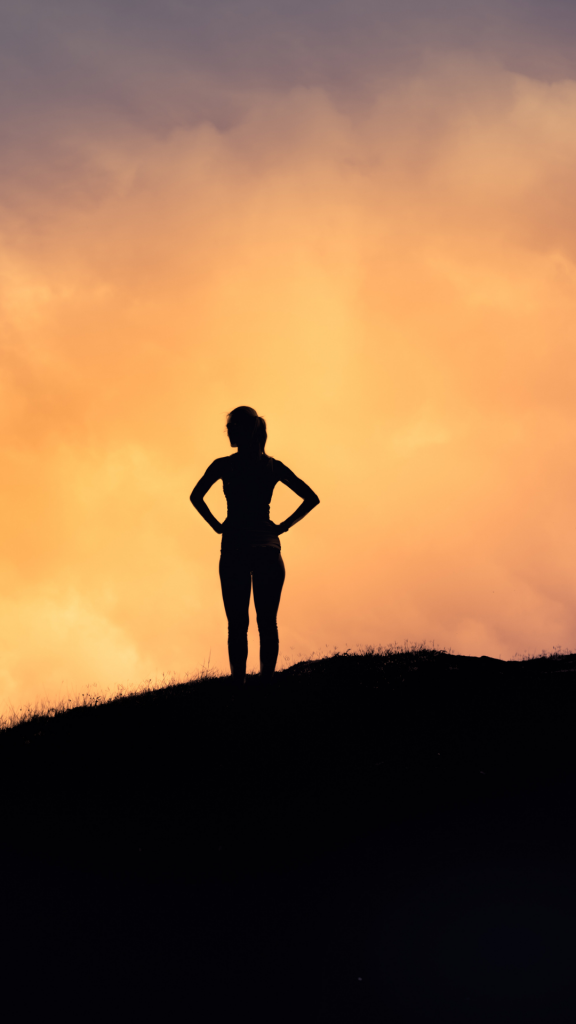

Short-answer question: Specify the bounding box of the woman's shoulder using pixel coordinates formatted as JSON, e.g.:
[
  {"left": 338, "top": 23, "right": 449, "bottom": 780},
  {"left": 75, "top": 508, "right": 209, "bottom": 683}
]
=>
[
  {"left": 205, "top": 454, "right": 235, "bottom": 478},
  {"left": 218, "top": 454, "right": 237, "bottom": 475},
  {"left": 267, "top": 456, "right": 290, "bottom": 477}
]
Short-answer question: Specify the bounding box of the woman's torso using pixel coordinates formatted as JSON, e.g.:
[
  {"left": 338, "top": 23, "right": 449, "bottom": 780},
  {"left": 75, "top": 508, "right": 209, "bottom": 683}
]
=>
[{"left": 221, "top": 453, "right": 283, "bottom": 550}]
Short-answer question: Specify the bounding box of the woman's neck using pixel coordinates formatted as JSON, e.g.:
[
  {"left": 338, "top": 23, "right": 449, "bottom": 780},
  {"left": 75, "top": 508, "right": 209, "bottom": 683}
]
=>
[{"left": 236, "top": 444, "right": 262, "bottom": 460}]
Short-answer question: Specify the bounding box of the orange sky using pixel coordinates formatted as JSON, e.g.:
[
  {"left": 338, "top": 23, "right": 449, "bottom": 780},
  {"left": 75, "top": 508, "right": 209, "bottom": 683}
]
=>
[{"left": 2, "top": 26, "right": 576, "bottom": 710}]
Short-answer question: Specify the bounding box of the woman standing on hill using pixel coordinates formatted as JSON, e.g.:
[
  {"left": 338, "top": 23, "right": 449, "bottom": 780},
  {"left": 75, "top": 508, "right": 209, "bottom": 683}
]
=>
[{"left": 190, "top": 406, "right": 320, "bottom": 683}]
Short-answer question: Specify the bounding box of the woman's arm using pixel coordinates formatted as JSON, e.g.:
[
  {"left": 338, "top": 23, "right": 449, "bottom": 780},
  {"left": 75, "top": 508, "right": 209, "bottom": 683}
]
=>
[
  {"left": 274, "top": 464, "right": 320, "bottom": 535},
  {"left": 190, "top": 460, "right": 226, "bottom": 534}
]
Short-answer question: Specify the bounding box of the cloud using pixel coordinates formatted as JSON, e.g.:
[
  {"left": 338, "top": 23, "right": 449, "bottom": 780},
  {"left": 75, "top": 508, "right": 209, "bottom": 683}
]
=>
[{"left": 2, "top": 7, "right": 576, "bottom": 707}]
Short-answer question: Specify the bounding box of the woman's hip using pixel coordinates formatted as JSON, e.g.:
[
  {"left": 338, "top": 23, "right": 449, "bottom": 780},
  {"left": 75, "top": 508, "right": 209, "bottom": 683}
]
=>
[{"left": 220, "top": 540, "right": 283, "bottom": 571}]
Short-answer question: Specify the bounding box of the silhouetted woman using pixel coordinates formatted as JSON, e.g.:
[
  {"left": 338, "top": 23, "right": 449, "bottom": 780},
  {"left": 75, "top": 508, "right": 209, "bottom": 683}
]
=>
[{"left": 190, "top": 407, "right": 320, "bottom": 682}]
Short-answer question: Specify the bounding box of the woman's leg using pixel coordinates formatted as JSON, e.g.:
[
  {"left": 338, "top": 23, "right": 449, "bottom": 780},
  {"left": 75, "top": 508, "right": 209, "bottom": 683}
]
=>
[
  {"left": 252, "top": 548, "right": 286, "bottom": 680},
  {"left": 219, "top": 550, "right": 252, "bottom": 681}
]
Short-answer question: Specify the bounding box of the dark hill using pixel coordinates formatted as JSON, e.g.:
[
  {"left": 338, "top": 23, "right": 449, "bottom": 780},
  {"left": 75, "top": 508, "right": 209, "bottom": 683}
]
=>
[{"left": 2, "top": 648, "right": 576, "bottom": 1022}]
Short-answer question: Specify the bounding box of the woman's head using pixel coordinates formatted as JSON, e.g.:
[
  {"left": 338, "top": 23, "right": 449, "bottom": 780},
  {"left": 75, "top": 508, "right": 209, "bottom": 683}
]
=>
[{"left": 226, "top": 406, "right": 267, "bottom": 455}]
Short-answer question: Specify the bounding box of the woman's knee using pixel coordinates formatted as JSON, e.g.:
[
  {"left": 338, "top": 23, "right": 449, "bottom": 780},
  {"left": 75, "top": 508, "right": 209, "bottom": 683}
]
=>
[
  {"left": 256, "top": 612, "right": 278, "bottom": 636},
  {"left": 228, "top": 616, "right": 249, "bottom": 637}
]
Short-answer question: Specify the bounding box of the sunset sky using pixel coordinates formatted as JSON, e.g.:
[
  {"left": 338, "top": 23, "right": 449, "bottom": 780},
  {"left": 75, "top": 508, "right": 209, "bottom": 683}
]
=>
[{"left": 3, "top": 0, "right": 576, "bottom": 711}]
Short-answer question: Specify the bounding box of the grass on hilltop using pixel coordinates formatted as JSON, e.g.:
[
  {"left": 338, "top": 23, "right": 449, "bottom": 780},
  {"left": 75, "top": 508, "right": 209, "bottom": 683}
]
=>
[
  {"left": 2, "top": 643, "right": 576, "bottom": 1024},
  {"left": 2, "top": 643, "right": 576, "bottom": 886},
  {"left": 1, "top": 639, "right": 572, "bottom": 733},
  {"left": 0, "top": 641, "right": 418, "bottom": 731}
]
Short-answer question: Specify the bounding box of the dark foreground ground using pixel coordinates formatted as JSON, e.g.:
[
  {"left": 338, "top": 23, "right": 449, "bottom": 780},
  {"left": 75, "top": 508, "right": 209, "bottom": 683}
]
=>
[{"left": 1, "top": 648, "right": 576, "bottom": 1023}]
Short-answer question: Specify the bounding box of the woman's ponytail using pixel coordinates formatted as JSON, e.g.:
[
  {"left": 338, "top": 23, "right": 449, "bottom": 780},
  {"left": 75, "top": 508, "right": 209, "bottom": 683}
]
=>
[{"left": 255, "top": 416, "right": 267, "bottom": 455}]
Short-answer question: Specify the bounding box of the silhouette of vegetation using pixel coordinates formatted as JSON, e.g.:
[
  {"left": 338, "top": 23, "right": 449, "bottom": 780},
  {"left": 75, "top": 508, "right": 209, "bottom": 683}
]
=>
[
  {"left": 0, "top": 665, "right": 218, "bottom": 731},
  {"left": 2, "top": 645, "right": 576, "bottom": 883},
  {"left": 3, "top": 645, "right": 576, "bottom": 1023}
]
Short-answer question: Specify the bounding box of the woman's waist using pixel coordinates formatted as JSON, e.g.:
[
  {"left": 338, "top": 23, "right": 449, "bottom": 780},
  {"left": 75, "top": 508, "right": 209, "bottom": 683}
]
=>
[
  {"left": 221, "top": 522, "right": 280, "bottom": 549},
  {"left": 224, "top": 514, "right": 276, "bottom": 531}
]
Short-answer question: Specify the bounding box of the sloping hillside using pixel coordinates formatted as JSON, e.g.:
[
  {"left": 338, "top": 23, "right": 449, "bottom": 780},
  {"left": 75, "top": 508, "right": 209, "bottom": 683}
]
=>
[{"left": 2, "top": 648, "right": 575, "bottom": 882}]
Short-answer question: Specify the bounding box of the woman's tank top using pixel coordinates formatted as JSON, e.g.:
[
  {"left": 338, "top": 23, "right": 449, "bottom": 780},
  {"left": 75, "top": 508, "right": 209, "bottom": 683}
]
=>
[{"left": 221, "top": 454, "right": 285, "bottom": 550}]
